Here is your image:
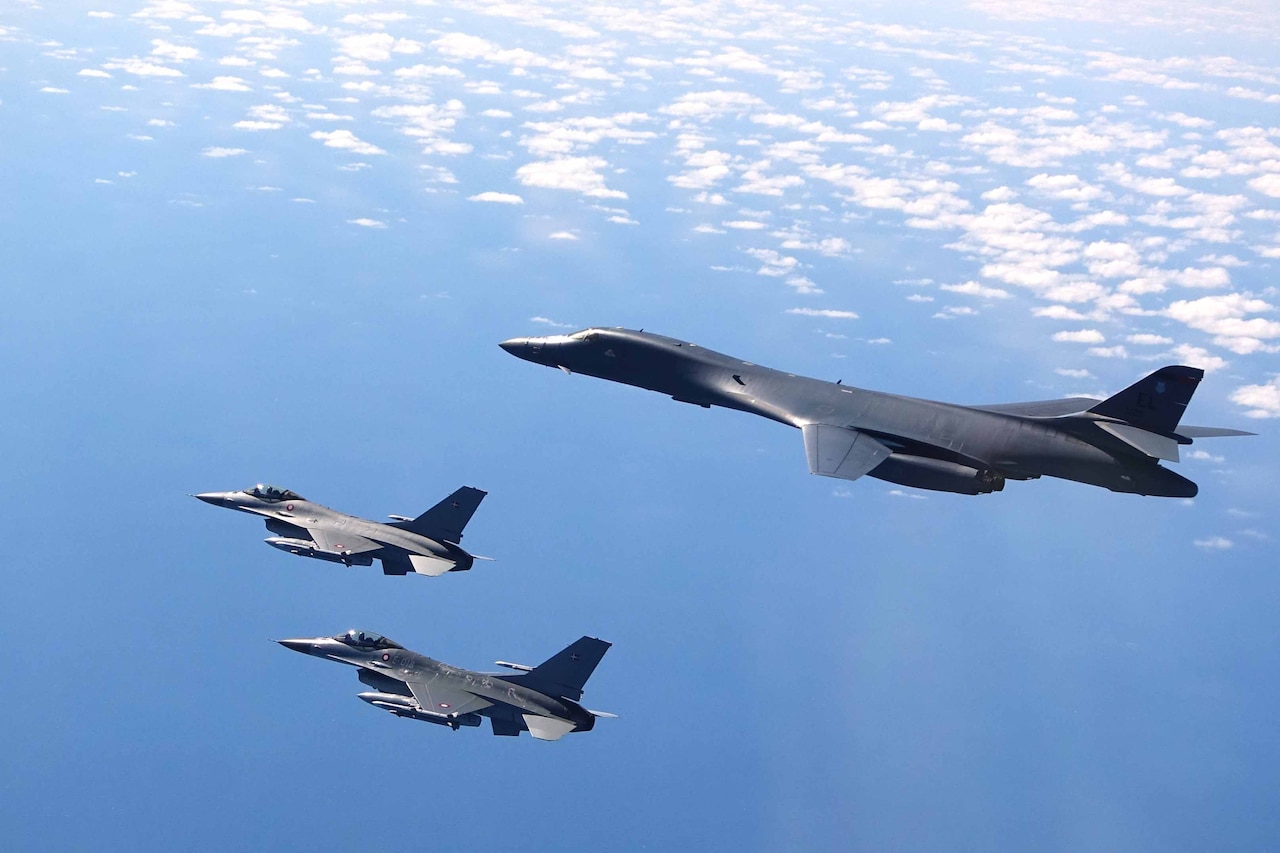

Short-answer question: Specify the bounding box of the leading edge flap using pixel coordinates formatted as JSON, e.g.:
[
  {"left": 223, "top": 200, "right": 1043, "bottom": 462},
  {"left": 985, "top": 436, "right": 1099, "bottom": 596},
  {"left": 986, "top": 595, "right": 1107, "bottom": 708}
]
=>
[{"left": 801, "top": 424, "right": 891, "bottom": 482}]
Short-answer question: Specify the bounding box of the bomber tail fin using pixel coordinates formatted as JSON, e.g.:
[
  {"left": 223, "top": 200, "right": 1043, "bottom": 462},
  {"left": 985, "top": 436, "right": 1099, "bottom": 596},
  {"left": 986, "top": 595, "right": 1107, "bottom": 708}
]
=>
[
  {"left": 519, "top": 637, "right": 611, "bottom": 702},
  {"left": 393, "top": 486, "right": 487, "bottom": 543},
  {"left": 1089, "top": 365, "right": 1203, "bottom": 434}
]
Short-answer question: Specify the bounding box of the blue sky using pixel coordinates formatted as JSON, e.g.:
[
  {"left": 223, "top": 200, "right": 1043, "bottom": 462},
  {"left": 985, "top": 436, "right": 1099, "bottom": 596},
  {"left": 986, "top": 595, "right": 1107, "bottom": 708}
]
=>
[{"left": 2, "top": 1, "right": 1278, "bottom": 850}]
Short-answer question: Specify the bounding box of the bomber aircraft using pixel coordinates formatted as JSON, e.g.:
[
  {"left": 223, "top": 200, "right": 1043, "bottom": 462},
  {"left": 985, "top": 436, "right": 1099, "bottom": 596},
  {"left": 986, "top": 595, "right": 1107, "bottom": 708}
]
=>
[
  {"left": 195, "top": 484, "right": 488, "bottom": 576},
  {"left": 277, "top": 630, "right": 614, "bottom": 739},
  {"left": 500, "top": 328, "right": 1252, "bottom": 498}
]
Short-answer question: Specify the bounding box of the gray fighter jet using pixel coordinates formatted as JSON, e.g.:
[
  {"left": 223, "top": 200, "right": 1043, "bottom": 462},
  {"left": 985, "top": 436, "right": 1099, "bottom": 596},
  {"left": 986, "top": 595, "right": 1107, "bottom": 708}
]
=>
[
  {"left": 195, "top": 484, "right": 488, "bottom": 575},
  {"left": 278, "top": 630, "right": 614, "bottom": 739},
  {"left": 500, "top": 328, "right": 1253, "bottom": 497}
]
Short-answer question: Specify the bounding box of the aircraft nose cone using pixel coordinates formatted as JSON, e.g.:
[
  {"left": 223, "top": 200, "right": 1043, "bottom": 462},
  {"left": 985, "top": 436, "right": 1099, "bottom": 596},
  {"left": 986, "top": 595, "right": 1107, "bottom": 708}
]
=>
[
  {"left": 277, "top": 639, "right": 315, "bottom": 654},
  {"left": 499, "top": 337, "right": 531, "bottom": 357},
  {"left": 194, "top": 492, "right": 229, "bottom": 506}
]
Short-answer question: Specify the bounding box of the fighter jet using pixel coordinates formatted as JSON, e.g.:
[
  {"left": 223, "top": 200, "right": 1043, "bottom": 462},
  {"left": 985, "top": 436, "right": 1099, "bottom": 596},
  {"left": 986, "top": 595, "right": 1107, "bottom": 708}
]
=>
[
  {"left": 500, "top": 328, "right": 1253, "bottom": 497},
  {"left": 195, "top": 484, "right": 489, "bottom": 576},
  {"left": 277, "top": 629, "right": 614, "bottom": 739}
]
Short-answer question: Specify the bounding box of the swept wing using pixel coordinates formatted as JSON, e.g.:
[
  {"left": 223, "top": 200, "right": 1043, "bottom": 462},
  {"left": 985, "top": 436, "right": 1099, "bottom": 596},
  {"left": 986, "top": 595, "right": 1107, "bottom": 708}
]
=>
[
  {"left": 307, "top": 527, "right": 382, "bottom": 557},
  {"left": 801, "top": 424, "right": 891, "bottom": 482},
  {"left": 406, "top": 679, "right": 493, "bottom": 718}
]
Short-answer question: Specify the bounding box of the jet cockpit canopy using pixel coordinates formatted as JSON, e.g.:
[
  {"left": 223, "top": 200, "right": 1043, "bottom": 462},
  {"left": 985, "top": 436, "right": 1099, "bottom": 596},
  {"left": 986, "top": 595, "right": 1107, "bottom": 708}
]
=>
[
  {"left": 334, "top": 629, "right": 403, "bottom": 650},
  {"left": 246, "top": 484, "right": 304, "bottom": 502}
]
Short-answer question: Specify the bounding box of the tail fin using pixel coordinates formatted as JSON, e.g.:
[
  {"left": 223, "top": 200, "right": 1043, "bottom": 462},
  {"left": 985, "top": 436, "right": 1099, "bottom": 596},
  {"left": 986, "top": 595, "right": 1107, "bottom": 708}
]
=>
[
  {"left": 522, "top": 637, "right": 611, "bottom": 702},
  {"left": 394, "top": 486, "right": 486, "bottom": 543},
  {"left": 1089, "top": 365, "right": 1203, "bottom": 434}
]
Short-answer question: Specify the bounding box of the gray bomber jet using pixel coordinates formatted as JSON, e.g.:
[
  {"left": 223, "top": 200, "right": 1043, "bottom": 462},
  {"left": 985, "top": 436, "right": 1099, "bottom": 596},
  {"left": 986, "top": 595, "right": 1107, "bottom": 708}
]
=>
[
  {"left": 278, "top": 630, "right": 614, "bottom": 739},
  {"left": 500, "top": 328, "right": 1253, "bottom": 497},
  {"left": 195, "top": 484, "right": 488, "bottom": 576}
]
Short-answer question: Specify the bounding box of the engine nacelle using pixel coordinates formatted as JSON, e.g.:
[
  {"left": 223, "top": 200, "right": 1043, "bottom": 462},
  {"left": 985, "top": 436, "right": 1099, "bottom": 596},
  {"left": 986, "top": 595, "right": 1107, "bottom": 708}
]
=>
[{"left": 869, "top": 454, "right": 1005, "bottom": 495}]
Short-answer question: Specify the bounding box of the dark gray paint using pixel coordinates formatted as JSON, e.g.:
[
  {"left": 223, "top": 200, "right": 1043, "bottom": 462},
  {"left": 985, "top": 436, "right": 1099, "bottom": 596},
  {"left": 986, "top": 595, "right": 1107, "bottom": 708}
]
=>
[
  {"left": 278, "top": 631, "right": 613, "bottom": 740},
  {"left": 194, "top": 485, "right": 487, "bottom": 575},
  {"left": 500, "top": 328, "right": 1253, "bottom": 497}
]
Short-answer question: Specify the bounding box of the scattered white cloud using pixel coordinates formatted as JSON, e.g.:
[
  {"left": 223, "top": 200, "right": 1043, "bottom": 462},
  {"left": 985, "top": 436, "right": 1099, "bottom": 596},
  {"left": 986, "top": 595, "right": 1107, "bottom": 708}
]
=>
[
  {"left": 24, "top": 0, "right": 1277, "bottom": 445},
  {"left": 786, "top": 308, "right": 859, "bottom": 319},
  {"left": 468, "top": 191, "right": 524, "bottom": 205},
  {"left": 744, "top": 248, "right": 799, "bottom": 277},
  {"left": 234, "top": 103, "right": 290, "bottom": 131},
  {"left": 941, "top": 281, "right": 1010, "bottom": 299},
  {"left": 516, "top": 157, "right": 626, "bottom": 199},
  {"left": 201, "top": 147, "right": 248, "bottom": 158},
  {"left": 347, "top": 218, "right": 387, "bottom": 229},
  {"left": 1035, "top": 305, "right": 1088, "bottom": 320},
  {"left": 888, "top": 489, "right": 927, "bottom": 500},
  {"left": 103, "top": 58, "right": 184, "bottom": 77},
  {"left": 311, "top": 130, "right": 385, "bottom": 155},
  {"left": 1169, "top": 344, "right": 1229, "bottom": 373},
  {"left": 1193, "top": 536, "right": 1234, "bottom": 550},
  {"left": 1053, "top": 329, "right": 1106, "bottom": 344},
  {"left": 193, "top": 76, "right": 252, "bottom": 92},
  {"left": 1230, "top": 376, "right": 1280, "bottom": 418}
]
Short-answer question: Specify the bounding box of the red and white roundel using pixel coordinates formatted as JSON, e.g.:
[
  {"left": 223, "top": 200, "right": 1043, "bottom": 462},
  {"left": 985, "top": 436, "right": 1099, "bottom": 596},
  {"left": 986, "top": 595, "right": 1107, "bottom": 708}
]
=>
[
  {"left": 439, "top": 703, "right": 451, "bottom": 709},
  {"left": 286, "top": 503, "right": 294, "bottom": 511},
  {"left": 382, "top": 653, "right": 390, "bottom": 661}
]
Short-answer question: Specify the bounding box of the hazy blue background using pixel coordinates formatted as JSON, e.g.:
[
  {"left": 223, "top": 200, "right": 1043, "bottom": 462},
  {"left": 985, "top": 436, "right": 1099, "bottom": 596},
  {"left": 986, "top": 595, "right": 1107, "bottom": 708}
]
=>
[{"left": 2, "top": 1, "right": 1277, "bottom": 850}]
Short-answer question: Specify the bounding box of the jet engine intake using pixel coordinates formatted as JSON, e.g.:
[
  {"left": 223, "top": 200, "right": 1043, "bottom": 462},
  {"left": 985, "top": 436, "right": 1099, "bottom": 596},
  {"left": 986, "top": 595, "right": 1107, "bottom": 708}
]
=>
[
  {"left": 357, "top": 668, "right": 413, "bottom": 696},
  {"left": 869, "top": 454, "right": 1005, "bottom": 495}
]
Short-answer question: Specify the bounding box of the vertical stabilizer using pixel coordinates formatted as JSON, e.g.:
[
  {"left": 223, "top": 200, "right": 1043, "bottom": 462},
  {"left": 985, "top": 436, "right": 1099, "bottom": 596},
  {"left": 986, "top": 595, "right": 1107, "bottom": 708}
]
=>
[
  {"left": 521, "top": 637, "right": 611, "bottom": 702},
  {"left": 396, "top": 486, "right": 487, "bottom": 543},
  {"left": 1089, "top": 365, "right": 1203, "bottom": 433}
]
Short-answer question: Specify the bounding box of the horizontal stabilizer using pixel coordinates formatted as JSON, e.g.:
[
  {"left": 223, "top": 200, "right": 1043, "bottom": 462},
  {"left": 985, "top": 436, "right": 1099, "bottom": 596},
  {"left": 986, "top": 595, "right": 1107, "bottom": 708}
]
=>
[
  {"left": 1090, "top": 365, "right": 1202, "bottom": 433},
  {"left": 802, "top": 424, "right": 890, "bottom": 481},
  {"left": 408, "top": 554, "right": 455, "bottom": 577},
  {"left": 522, "top": 714, "right": 576, "bottom": 741},
  {"left": 394, "top": 486, "right": 487, "bottom": 543},
  {"left": 1177, "top": 425, "right": 1257, "bottom": 438},
  {"left": 1097, "top": 422, "right": 1180, "bottom": 462}
]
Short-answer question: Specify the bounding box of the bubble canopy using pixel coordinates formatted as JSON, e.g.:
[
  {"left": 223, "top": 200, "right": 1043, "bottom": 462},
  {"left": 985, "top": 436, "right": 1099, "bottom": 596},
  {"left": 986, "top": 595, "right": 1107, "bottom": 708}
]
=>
[
  {"left": 245, "top": 484, "right": 304, "bottom": 502},
  {"left": 334, "top": 630, "right": 403, "bottom": 650}
]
